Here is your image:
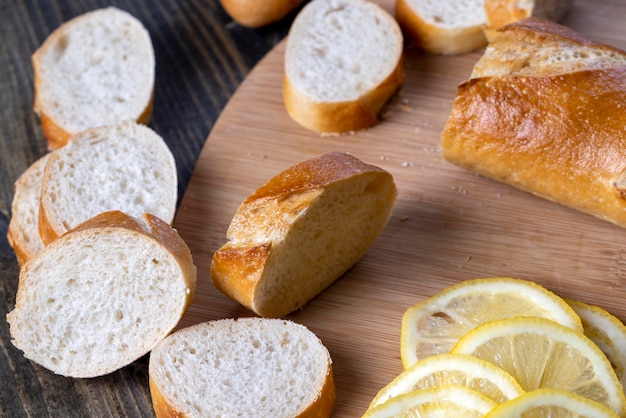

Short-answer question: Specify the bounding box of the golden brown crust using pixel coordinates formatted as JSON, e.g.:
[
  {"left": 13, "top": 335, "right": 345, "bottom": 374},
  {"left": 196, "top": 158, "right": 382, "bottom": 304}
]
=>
[
  {"left": 38, "top": 198, "right": 58, "bottom": 246},
  {"left": 441, "top": 64, "right": 626, "bottom": 227},
  {"left": 220, "top": 0, "right": 302, "bottom": 28},
  {"left": 296, "top": 363, "right": 336, "bottom": 418},
  {"left": 149, "top": 376, "right": 185, "bottom": 418},
  {"left": 395, "top": 0, "right": 487, "bottom": 55},
  {"left": 6, "top": 230, "right": 28, "bottom": 266},
  {"left": 283, "top": 58, "right": 404, "bottom": 134}
]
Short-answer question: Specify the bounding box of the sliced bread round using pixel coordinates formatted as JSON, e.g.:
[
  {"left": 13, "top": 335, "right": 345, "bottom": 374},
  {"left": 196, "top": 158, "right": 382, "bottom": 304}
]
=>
[
  {"left": 39, "top": 121, "right": 177, "bottom": 245},
  {"left": 220, "top": 0, "right": 302, "bottom": 28},
  {"left": 7, "top": 210, "right": 197, "bottom": 378},
  {"left": 149, "top": 318, "right": 335, "bottom": 418},
  {"left": 32, "top": 7, "right": 155, "bottom": 150},
  {"left": 7, "top": 153, "right": 51, "bottom": 266},
  {"left": 210, "top": 152, "right": 397, "bottom": 318},
  {"left": 283, "top": 0, "right": 404, "bottom": 134},
  {"left": 395, "top": 0, "right": 487, "bottom": 55}
]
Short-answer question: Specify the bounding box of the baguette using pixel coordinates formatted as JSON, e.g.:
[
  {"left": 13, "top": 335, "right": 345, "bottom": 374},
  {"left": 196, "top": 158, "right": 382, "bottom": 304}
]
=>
[
  {"left": 7, "top": 210, "right": 196, "bottom": 378},
  {"left": 39, "top": 121, "right": 177, "bottom": 245},
  {"left": 395, "top": 0, "right": 487, "bottom": 55},
  {"left": 32, "top": 7, "right": 155, "bottom": 150},
  {"left": 483, "top": 0, "right": 572, "bottom": 41},
  {"left": 7, "top": 153, "right": 51, "bottom": 266},
  {"left": 211, "top": 152, "right": 397, "bottom": 318},
  {"left": 283, "top": 0, "right": 404, "bottom": 134},
  {"left": 148, "top": 318, "right": 335, "bottom": 418},
  {"left": 220, "top": 0, "right": 302, "bottom": 28},
  {"left": 441, "top": 17, "right": 626, "bottom": 228}
]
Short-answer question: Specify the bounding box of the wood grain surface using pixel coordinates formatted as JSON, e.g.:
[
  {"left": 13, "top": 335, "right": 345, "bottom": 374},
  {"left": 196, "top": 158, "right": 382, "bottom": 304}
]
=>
[{"left": 172, "top": 0, "right": 626, "bottom": 416}]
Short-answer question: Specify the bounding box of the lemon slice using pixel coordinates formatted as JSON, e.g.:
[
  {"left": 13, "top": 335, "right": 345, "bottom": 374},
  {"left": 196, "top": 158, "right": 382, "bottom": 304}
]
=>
[
  {"left": 368, "top": 353, "right": 524, "bottom": 409},
  {"left": 567, "top": 299, "right": 626, "bottom": 391},
  {"left": 362, "top": 385, "right": 497, "bottom": 418},
  {"left": 451, "top": 317, "right": 626, "bottom": 416},
  {"left": 486, "top": 388, "right": 619, "bottom": 418},
  {"left": 401, "top": 277, "right": 583, "bottom": 369}
]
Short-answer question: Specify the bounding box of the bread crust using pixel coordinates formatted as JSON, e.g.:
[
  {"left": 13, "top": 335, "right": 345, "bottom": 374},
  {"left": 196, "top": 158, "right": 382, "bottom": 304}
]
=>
[
  {"left": 395, "top": 0, "right": 487, "bottom": 55},
  {"left": 220, "top": 0, "right": 301, "bottom": 28},
  {"left": 441, "top": 19, "right": 626, "bottom": 227},
  {"left": 283, "top": 57, "right": 405, "bottom": 134},
  {"left": 211, "top": 152, "right": 397, "bottom": 318}
]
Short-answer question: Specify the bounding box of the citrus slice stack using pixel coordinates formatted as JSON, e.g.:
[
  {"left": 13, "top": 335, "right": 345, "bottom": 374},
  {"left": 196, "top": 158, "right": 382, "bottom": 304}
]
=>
[
  {"left": 485, "top": 388, "right": 620, "bottom": 418},
  {"left": 567, "top": 299, "right": 626, "bottom": 391},
  {"left": 450, "top": 316, "right": 626, "bottom": 416},
  {"left": 368, "top": 353, "right": 524, "bottom": 409},
  {"left": 400, "top": 277, "right": 583, "bottom": 369},
  {"left": 362, "top": 385, "right": 497, "bottom": 418}
]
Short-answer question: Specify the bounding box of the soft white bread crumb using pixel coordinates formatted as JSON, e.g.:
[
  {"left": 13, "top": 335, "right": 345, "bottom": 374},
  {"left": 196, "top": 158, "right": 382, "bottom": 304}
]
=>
[
  {"left": 7, "top": 211, "right": 197, "bottom": 378},
  {"left": 395, "top": 0, "right": 487, "bottom": 55},
  {"left": 149, "top": 318, "right": 335, "bottom": 418},
  {"left": 39, "top": 121, "right": 177, "bottom": 245},
  {"left": 32, "top": 7, "right": 155, "bottom": 150},
  {"left": 7, "top": 153, "right": 51, "bottom": 265},
  {"left": 211, "top": 152, "right": 397, "bottom": 318},
  {"left": 284, "top": 0, "right": 404, "bottom": 133}
]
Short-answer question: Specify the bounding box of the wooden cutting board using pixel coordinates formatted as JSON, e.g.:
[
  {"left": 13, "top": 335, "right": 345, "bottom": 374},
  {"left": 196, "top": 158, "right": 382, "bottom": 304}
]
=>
[{"left": 173, "top": 1, "right": 626, "bottom": 415}]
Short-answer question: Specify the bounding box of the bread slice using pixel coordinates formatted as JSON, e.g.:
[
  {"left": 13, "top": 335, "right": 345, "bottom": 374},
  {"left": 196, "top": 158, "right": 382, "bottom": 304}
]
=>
[
  {"left": 148, "top": 318, "right": 335, "bottom": 418},
  {"left": 441, "top": 17, "right": 626, "bottom": 228},
  {"left": 483, "top": 0, "right": 572, "bottom": 41},
  {"left": 211, "top": 152, "right": 397, "bottom": 318},
  {"left": 32, "top": 7, "right": 155, "bottom": 150},
  {"left": 395, "top": 0, "right": 487, "bottom": 55},
  {"left": 220, "top": 0, "right": 302, "bottom": 28},
  {"left": 283, "top": 0, "right": 404, "bottom": 134},
  {"left": 7, "top": 210, "right": 196, "bottom": 378},
  {"left": 39, "top": 121, "right": 177, "bottom": 245},
  {"left": 7, "top": 153, "right": 51, "bottom": 266}
]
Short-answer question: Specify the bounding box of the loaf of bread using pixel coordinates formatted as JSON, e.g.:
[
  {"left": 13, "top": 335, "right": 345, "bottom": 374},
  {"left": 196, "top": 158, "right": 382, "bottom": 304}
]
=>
[
  {"left": 220, "top": 0, "right": 302, "bottom": 28},
  {"left": 211, "top": 152, "right": 397, "bottom": 318},
  {"left": 148, "top": 318, "right": 335, "bottom": 417},
  {"left": 7, "top": 153, "right": 50, "bottom": 266},
  {"left": 483, "top": 0, "right": 572, "bottom": 41},
  {"left": 32, "top": 7, "right": 155, "bottom": 150},
  {"left": 395, "top": 0, "right": 487, "bottom": 55},
  {"left": 39, "top": 121, "right": 177, "bottom": 245},
  {"left": 7, "top": 210, "right": 196, "bottom": 378},
  {"left": 441, "top": 17, "right": 626, "bottom": 228},
  {"left": 283, "top": 0, "right": 404, "bottom": 134}
]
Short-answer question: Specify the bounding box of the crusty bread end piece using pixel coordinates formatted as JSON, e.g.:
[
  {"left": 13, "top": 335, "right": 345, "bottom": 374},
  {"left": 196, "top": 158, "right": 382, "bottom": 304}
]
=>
[
  {"left": 283, "top": 0, "right": 404, "bottom": 134},
  {"left": 395, "top": 0, "right": 487, "bottom": 55},
  {"left": 149, "top": 318, "right": 335, "bottom": 418},
  {"left": 7, "top": 210, "right": 197, "bottom": 378},
  {"left": 38, "top": 121, "right": 177, "bottom": 245},
  {"left": 220, "top": 0, "right": 302, "bottom": 28},
  {"left": 32, "top": 7, "right": 155, "bottom": 150},
  {"left": 441, "top": 17, "right": 626, "bottom": 228},
  {"left": 483, "top": 0, "right": 572, "bottom": 42},
  {"left": 7, "top": 153, "right": 51, "bottom": 266},
  {"left": 211, "top": 152, "right": 397, "bottom": 318}
]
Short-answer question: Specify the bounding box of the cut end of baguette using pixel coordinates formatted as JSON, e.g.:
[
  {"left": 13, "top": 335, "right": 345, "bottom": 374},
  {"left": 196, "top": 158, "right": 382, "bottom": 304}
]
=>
[
  {"left": 148, "top": 318, "right": 335, "bottom": 418},
  {"left": 38, "top": 121, "right": 177, "bottom": 245},
  {"left": 283, "top": 0, "right": 404, "bottom": 133},
  {"left": 211, "top": 152, "right": 397, "bottom": 318},
  {"left": 32, "top": 7, "right": 155, "bottom": 149},
  {"left": 7, "top": 211, "right": 197, "bottom": 378},
  {"left": 395, "top": 0, "right": 487, "bottom": 55}
]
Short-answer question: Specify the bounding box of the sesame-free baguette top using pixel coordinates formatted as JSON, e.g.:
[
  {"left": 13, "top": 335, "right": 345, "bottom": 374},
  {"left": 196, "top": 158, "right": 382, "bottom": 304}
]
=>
[
  {"left": 7, "top": 153, "right": 51, "bottom": 266},
  {"left": 283, "top": 0, "right": 404, "bottom": 134},
  {"left": 441, "top": 17, "right": 626, "bottom": 228},
  {"left": 38, "top": 121, "right": 177, "bottom": 245},
  {"left": 211, "top": 152, "right": 397, "bottom": 318},
  {"left": 149, "top": 318, "right": 335, "bottom": 418},
  {"left": 32, "top": 7, "right": 155, "bottom": 150},
  {"left": 7, "top": 210, "right": 197, "bottom": 378},
  {"left": 220, "top": 0, "right": 302, "bottom": 28}
]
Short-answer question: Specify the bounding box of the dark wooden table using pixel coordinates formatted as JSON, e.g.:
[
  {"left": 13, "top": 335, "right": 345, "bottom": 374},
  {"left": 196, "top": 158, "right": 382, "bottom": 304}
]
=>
[{"left": 0, "top": 1, "right": 297, "bottom": 416}]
